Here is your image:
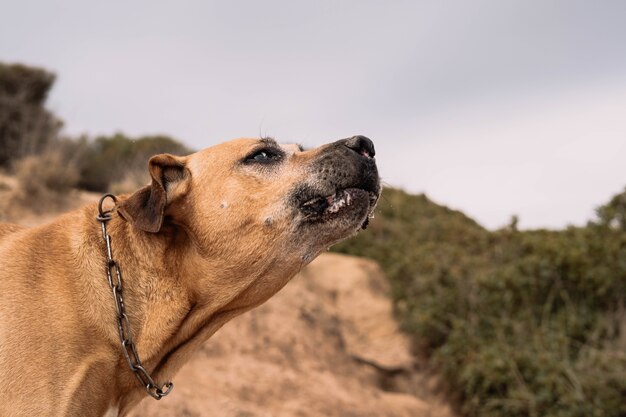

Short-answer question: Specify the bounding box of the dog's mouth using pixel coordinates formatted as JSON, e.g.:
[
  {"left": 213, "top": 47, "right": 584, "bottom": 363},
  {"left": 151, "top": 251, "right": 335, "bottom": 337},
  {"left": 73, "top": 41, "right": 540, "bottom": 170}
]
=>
[
  {"left": 291, "top": 135, "right": 380, "bottom": 235},
  {"left": 299, "top": 187, "right": 379, "bottom": 229}
]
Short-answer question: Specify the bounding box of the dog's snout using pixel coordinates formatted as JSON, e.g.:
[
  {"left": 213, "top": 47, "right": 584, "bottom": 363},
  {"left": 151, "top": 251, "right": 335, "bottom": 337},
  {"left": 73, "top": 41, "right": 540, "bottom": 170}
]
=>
[{"left": 344, "top": 135, "right": 375, "bottom": 158}]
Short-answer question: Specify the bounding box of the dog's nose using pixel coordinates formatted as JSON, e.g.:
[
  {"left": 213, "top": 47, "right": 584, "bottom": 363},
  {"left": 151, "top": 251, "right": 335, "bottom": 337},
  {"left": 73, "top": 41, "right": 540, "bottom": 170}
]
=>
[{"left": 344, "top": 135, "right": 375, "bottom": 158}]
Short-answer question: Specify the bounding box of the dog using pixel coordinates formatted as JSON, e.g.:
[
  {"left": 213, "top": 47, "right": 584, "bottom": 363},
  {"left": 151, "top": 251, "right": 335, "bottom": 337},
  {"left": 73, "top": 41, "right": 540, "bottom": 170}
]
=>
[{"left": 0, "top": 135, "right": 380, "bottom": 417}]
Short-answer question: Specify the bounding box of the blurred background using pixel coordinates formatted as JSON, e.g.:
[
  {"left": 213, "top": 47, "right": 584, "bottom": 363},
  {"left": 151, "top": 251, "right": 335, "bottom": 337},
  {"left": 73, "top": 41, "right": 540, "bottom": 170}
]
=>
[{"left": 1, "top": 1, "right": 625, "bottom": 416}]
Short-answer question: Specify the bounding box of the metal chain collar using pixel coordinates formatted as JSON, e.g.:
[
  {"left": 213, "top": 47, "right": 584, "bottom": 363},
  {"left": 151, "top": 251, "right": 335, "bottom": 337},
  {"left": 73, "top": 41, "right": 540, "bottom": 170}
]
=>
[{"left": 97, "top": 193, "right": 174, "bottom": 400}]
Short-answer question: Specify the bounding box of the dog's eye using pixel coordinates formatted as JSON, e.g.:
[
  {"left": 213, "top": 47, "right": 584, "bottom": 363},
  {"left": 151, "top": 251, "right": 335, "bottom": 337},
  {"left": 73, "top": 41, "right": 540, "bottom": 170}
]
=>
[
  {"left": 245, "top": 148, "right": 283, "bottom": 163},
  {"left": 253, "top": 151, "right": 271, "bottom": 161}
]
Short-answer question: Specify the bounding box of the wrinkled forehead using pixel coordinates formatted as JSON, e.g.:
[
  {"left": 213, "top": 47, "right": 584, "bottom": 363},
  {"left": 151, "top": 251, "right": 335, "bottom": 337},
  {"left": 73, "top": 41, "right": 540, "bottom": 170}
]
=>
[
  {"left": 247, "top": 137, "right": 302, "bottom": 154},
  {"left": 278, "top": 143, "right": 303, "bottom": 153},
  {"left": 186, "top": 137, "right": 303, "bottom": 173}
]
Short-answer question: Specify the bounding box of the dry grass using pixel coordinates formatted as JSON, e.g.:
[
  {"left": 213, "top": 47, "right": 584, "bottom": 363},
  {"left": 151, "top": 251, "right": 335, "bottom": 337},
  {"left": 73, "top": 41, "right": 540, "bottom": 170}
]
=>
[
  {"left": 11, "top": 152, "right": 78, "bottom": 211},
  {"left": 0, "top": 152, "right": 81, "bottom": 221},
  {"left": 109, "top": 169, "right": 149, "bottom": 195}
]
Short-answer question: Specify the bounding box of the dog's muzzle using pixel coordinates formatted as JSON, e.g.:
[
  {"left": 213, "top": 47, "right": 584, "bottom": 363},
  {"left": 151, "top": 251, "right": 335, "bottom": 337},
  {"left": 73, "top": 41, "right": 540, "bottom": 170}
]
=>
[{"left": 292, "top": 136, "right": 380, "bottom": 229}]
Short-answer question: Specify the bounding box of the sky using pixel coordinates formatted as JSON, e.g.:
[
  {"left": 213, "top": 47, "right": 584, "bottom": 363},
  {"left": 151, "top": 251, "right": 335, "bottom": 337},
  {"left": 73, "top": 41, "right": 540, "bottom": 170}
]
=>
[{"left": 1, "top": 0, "right": 625, "bottom": 229}]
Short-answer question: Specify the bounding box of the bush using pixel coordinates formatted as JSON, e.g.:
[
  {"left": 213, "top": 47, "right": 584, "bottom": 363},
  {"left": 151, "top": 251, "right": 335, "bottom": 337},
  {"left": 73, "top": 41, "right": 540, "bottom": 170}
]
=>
[
  {"left": 0, "top": 63, "right": 61, "bottom": 168},
  {"left": 77, "top": 133, "right": 191, "bottom": 192},
  {"left": 9, "top": 151, "right": 80, "bottom": 213},
  {"left": 17, "top": 154, "right": 78, "bottom": 193},
  {"left": 334, "top": 188, "right": 626, "bottom": 417},
  {"left": 0, "top": 61, "right": 191, "bottom": 195}
]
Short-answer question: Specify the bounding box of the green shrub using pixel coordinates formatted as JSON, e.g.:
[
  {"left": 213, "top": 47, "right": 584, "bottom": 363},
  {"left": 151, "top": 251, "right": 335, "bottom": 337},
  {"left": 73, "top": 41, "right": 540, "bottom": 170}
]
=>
[
  {"left": 334, "top": 188, "right": 626, "bottom": 417},
  {"left": 0, "top": 61, "right": 191, "bottom": 194},
  {"left": 0, "top": 63, "right": 61, "bottom": 167},
  {"left": 77, "top": 133, "right": 191, "bottom": 192}
]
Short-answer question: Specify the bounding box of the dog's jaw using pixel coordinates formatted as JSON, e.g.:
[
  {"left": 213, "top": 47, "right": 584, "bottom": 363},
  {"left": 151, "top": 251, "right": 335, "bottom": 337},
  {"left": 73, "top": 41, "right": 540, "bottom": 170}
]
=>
[{"left": 289, "top": 136, "right": 380, "bottom": 252}]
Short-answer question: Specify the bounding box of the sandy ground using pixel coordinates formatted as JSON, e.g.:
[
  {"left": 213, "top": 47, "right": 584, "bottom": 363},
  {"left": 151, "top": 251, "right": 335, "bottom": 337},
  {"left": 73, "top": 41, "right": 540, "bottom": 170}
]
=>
[
  {"left": 128, "top": 254, "right": 455, "bottom": 417},
  {"left": 0, "top": 177, "right": 456, "bottom": 417}
]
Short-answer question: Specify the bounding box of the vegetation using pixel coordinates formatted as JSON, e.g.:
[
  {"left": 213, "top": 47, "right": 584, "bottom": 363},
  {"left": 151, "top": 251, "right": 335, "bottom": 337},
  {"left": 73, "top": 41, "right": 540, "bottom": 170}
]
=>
[
  {"left": 76, "top": 133, "right": 191, "bottom": 192},
  {"left": 9, "top": 149, "right": 80, "bottom": 213},
  {"left": 0, "top": 63, "right": 61, "bottom": 167},
  {"left": 0, "top": 62, "right": 190, "bottom": 196},
  {"left": 334, "top": 188, "right": 626, "bottom": 417}
]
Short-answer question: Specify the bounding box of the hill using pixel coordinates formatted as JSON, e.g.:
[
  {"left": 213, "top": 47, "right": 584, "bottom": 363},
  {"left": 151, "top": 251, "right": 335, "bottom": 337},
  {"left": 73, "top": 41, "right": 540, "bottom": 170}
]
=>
[{"left": 334, "top": 188, "right": 626, "bottom": 417}]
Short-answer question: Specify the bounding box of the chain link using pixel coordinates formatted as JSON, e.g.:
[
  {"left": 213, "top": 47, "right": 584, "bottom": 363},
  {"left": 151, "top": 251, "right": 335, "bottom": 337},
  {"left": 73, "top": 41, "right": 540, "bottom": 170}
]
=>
[{"left": 97, "top": 194, "right": 174, "bottom": 400}]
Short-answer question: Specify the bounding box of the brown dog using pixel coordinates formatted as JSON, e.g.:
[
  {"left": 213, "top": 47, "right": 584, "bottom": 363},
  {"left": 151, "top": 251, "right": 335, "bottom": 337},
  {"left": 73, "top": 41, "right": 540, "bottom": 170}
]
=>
[{"left": 0, "top": 136, "right": 379, "bottom": 417}]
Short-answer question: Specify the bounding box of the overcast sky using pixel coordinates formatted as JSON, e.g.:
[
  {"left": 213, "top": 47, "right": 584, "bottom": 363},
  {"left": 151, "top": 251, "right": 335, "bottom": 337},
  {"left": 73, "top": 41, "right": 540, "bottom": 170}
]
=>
[{"left": 2, "top": 0, "right": 625, "bottom": 229}]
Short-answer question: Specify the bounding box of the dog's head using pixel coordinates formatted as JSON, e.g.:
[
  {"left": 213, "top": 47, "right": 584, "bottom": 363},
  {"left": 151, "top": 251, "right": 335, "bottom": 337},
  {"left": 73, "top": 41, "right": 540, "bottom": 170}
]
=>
[
  {"left": 119, "top": 136, "right": 379, "bottom": 260},
  {"left": 117, "top": 136, "right": 379, "bottom": 302}
]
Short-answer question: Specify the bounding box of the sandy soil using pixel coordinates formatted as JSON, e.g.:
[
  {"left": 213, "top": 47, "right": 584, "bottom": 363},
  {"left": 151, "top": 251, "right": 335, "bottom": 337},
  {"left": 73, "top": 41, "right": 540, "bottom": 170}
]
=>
[{"left": 128, "top": 254, "right": 455, "bottom": 417}]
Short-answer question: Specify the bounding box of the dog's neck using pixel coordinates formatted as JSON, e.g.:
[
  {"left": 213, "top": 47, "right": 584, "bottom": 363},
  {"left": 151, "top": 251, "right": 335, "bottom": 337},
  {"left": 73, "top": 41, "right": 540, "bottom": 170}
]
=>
[
  {"left": 69, "top": 207, "right": 187, "bottom": 412},
  {"left": 80, "top": 205, "right": 294, "bottom": 415}
]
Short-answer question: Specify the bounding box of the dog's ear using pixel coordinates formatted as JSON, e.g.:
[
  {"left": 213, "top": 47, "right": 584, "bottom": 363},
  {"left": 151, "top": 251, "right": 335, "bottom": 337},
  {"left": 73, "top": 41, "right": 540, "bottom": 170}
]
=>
[{"left": 117, "top": 154, "right": 190, "bottom": 233}]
